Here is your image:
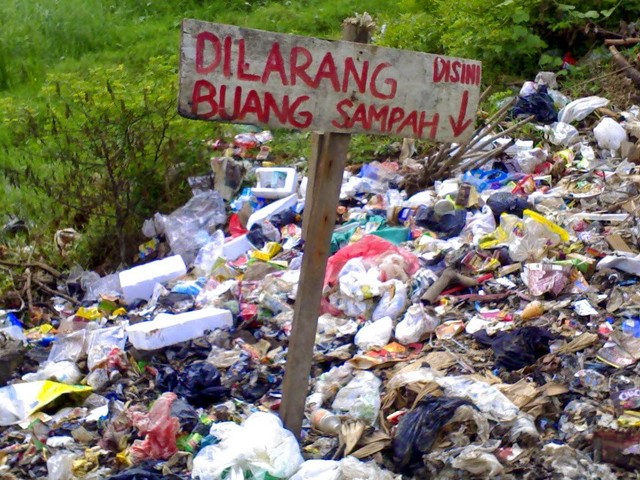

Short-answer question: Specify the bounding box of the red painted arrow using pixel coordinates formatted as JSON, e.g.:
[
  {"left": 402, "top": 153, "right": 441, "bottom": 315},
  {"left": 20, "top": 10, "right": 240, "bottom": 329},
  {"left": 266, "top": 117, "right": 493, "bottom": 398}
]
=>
[{"left": 449, "top": 90, "right": 472, "bottom": 137}]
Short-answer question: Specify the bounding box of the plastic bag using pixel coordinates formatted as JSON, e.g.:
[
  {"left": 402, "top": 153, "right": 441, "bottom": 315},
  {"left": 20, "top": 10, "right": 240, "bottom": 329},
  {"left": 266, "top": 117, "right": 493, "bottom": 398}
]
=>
[
  {"left": 155, "top": 190, "right": 226, "bottom": 266},
  {"left": 511, "top": 85, "right": 557, "bottom": 124},
  {"left": 372, "top": 280, "right": 407, "bottom": 321},
  {"left": 594, "top": 117, "right": 627, "bottom": 154},
  {"left": 292, "top": 457, "right": 399, "bottom": 480},
  {"left": 47, "top": 452, "right": 78, "bottom": 480},
  {"left": 86, "top": 326, "right": 127, "bottom": 371},
  {"left": 436, "top": 376, "right": 519, "bottom": 422},
  {"left": 392, "top": 396, "right": 475, "bottom": 472},
  {"left": 108, "top": 466, "right": 165, "bottom": 479},
  {"left": 557, "top": 96, "right": 609, "bottom": 123},
  {"left": 414, "top": 206, "right": 466, "bottom": 239},
  {"left": 450, "top": 444, "right": 504, "bottom": 476},
  {"left": 23, "top": 361, "right": 82, "bottom": 385},
  {"left": 129, "top": 392, "right": 180, "bottom": 462},
  {"left": 515, "top": 147, "right": 548, "bottom": 172},
  {"left": 460, "top": 206, "right": 496, "bottom": 242},
  {"left": 324, "top": 236, "right": 419, "bottom": 288},
  {"left": 473, "top": 326, "right": 555, "bottom": 371},
  {"left": 355, "top": 317, "right": 393, "bottom": 351},
  {"left": 548, "top": 122, "right": 579, "bottom": 146},
  {"left": 332, "top": 371, "right": 382, "bottom": 425},
  {"left": 395, "top": 304, "right": 439, "bottom": 344},
  {"left": 156, "top": 362, "right": 230, "bottom": 408},
  {"left": 191, "top": 412, "right": 303, "bottom": 480},
  {"left": 486, "top": 192, "right": 529, "bottom": 220},
  {"left": 193, "top": 230, "right": 225, "bottom": 276}
]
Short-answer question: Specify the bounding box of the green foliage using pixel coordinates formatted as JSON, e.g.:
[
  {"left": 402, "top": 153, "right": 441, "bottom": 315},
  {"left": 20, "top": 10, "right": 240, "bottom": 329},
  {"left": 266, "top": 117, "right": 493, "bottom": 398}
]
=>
[
  {"left": 1, "top": 56, "right": 217, "bottom": 267},
  {"left": 378, "top": 0, "right": 547, "bottom": 82}
]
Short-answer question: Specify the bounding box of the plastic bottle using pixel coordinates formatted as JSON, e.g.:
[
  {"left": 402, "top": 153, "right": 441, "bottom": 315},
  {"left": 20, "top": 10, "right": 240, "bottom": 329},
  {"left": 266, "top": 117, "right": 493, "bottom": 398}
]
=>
[{"left": 310, "top": 409, "right": 342, "bottom": 436}]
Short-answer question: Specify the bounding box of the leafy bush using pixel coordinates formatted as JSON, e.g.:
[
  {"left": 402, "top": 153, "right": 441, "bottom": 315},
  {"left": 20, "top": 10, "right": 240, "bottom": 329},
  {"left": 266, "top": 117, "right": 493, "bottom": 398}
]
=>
[{"left": 1, "top": 56, "right": 216, "bottom": 267}]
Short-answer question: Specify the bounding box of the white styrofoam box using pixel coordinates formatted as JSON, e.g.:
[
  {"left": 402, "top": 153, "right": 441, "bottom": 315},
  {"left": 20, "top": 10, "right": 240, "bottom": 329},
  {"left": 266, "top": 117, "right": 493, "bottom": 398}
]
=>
[
  {"left": 223, "top": 234, "right": 255, "bottom": 260},
  {"left": 126, "top": 308, "right": 232, "bottom": 350},
  {"left": 246, "top": 193, "right": 298, "bottom": 230},
  {"left": 119, "top": 255, "right": 186, "bottom": 303},
  {"left": 252, "top": 167, "right": 298, "bottom": 199}
]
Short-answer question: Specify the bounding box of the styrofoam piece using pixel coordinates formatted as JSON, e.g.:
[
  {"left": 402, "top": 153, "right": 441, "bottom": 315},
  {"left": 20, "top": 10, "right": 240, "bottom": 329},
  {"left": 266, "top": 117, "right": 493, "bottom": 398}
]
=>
[
  {"left": 119, "top": 255, "right": 186, "bottom": 303},
  {"left": 126, "top": 308, "right": 233, "bottom": 350},
  {"left": 246, "top": 193, "right": 298, "bottom": 230},
  {"left": 252, "top": 167, "right": 298, "bottom": 199},
  {"left": 223, "top": 234, "right": 255, "bottom": 260}
]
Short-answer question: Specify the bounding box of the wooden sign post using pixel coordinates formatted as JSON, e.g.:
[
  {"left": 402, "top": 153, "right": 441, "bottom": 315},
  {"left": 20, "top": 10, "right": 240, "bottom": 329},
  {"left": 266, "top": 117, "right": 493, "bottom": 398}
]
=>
[{"left": 178, "top": 16, "right": 482, "bottom": 438}]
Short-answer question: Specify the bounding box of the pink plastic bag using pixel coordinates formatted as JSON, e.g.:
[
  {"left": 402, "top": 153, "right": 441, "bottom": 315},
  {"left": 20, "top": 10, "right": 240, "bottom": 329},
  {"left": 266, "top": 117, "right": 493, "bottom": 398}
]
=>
[
  {"left": 129, "top": 392, "right": 180, "bottom": 462},
  {"left": 324, "top": 235, "right": 419, "bottom": 288}
]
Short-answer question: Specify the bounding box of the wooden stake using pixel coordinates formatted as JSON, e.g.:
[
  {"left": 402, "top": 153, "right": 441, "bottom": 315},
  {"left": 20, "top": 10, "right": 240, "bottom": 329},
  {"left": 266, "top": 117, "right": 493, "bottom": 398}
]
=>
[{"left": 280, "top": 16, "right": 372, "bottom": 438}]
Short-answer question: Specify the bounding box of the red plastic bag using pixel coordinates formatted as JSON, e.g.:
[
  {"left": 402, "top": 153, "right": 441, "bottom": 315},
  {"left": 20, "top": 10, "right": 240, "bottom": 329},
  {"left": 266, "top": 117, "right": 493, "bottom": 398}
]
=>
[
  {"left": 129, "top": 392, "right": 180, "bottom": 462},
  {"left": 229, "top": 214, "right": 248, "bottom": 237},
  {"left": 324, "top": 235, "right": 419, "bottom": 288}
]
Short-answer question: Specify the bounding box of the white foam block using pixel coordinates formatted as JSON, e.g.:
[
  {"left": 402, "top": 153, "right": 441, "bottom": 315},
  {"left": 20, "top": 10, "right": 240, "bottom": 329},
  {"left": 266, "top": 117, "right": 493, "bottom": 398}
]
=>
[
  {"left": 223, "top": 234, "right": 255, "bottom": 260},
  {"left": 119, "top": 255, "right": 186, "bottom": 303},
  {"left": 126, "top": 308, "right": 233, "bottom": 350},
  {"left": 246, "top": 193, "right": 298, "bottom": 230}
]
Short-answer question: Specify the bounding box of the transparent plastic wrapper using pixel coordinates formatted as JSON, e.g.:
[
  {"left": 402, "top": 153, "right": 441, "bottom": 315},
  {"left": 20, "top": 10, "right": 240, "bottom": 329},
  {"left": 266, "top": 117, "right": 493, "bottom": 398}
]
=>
[
  {"left": 395, "top": 304, "right": 439, "bottom": 344},
  {"left": 193, "top": 230, "right": 225, "bottom": 276},
  {"left": 436, "top": 376, "right": 519, "bottom": 422},
  {"left": 291, "top": 457, "right": 399, "bottom": 480},
  {"left": 450, "top": 444, "right": 503, "bottom": 476},
  {"left": 48, "top": 330, "right": 87, "bottom": 363},
  {"left": 86, "top": 326, "right": 127, "bottom": 371},
  {"left": 155, "top": 190, "right": 226, "bottom": 266},
  {"left": 508, "top": 210, "right": 569, "bottom": 262},
  {"left": 372, "top": 280, "right": 407, "bottom": 321},
  {"left": 47, "top": 452, "right": 78, "bottom": 480},
  {"left": 547, "top": 122, "right": 579, "bottom": 146},
  {"left": 129, "top": 392, "right": 180, "bottom": 462},
  {"left": 515, "top": 147, "right": 548, "bottom": 172},
  {"left": 306, "top": 364, "right": 354, "bottom": 409},
  {"left": 557, "top": 96, "right": 609, "bottom": 123},
  {"left": 460, "top": 206, "right": 496, "bottom": 243},
  {"left": 594, "top": 117, "right": 628, "bottom": 154},
  {"left": 332, "top": 371, "right": 382, "bottom": 425},
  {"left": 191, "top": 412, "right": 303, "bottom": 480},
  {"left": 354, "top": 317, "right": 393, "bottom": 351},
  {"left": 597, "top": 253, "right": 640, "bottom": 276},
  {"left": 83, "top": 272, "right": 122, "bottom": 302},
  {"left": 23, "top": 361, "right": 82, "bottom": 385}
]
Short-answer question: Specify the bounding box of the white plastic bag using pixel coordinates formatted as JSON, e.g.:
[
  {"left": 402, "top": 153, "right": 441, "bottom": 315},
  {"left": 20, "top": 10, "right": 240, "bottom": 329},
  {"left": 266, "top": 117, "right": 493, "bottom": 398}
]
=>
[
  {"left": 47, "top": 452, "right": 78, "bottom": 480},
  {"left": 558, "top": 96, "right": 609, "bottom": 123},
  {"left": 332, "top": 371, "right": 382, "bottom": 425},
  {"left": 193, "top": 229, "right": 225, "bottom": 276},
  {"left": 23, "top": 361, "right": 82, "bottom": 385},
  {"left": 354, "top": 317, "right": 393, "bottom": 351},
  {"left": 548, "top": 122, "right": 579, "bottom": 146},
  {"left": 372, "top": 280, "right": 407, "bottom": 321},
  {"left": 436, "top": 376, "right": 519, "bottom": 422},
  {"left": 395, "top": 304, "right": 439, "bottom": 344},
  {"left": 594, "top": 117, "right": 627, "bottom": 154},
  {"left": 191, "top": 412, "right": 303, "bottom": 480}
]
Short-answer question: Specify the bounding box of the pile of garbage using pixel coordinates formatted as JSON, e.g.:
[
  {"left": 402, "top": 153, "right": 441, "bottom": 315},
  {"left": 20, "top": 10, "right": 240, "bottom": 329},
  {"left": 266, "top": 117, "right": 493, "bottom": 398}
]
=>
[{"left": 3, "top": 73, "right": 640, "bottom": 479}]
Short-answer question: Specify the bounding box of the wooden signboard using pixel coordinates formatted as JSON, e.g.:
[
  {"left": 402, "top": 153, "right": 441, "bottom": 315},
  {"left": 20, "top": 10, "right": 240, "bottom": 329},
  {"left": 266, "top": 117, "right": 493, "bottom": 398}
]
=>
[
  {"left": 179, "top": 17, "right": 482, "bottom": 438},
  {"left": 179, "top": 19, "right": 482, "bottom": 142}
]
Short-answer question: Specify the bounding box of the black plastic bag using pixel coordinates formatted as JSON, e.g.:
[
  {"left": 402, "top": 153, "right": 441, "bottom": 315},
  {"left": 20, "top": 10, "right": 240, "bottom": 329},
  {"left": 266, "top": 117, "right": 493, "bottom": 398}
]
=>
[
  {"left": 108, "top": 462, "right": 184, "bottom": 479},
  {"left": 511, "top": 85, "right": 557, "bottom": 124},
  {"left": 392, "top": 395, "right": 475, "bottom": 472},
  {"left": 486, "top": 192, "right": 530, "bottom": 220},
  {"left": 414, "top": 206, "right": 466, "bottom": 239},
  {"left": 170, "top": 397, "right": 199, "bottom": 433},
  {"left": 269, "top": 210, "right": 298, "bottom": 229},
  {"left": 156, "top": 362, "right": 230, "bottom": 407},
  {"left": 247, "top": 224, "right": 268, "bottom": 249},
  {"left": 473, "top": 326, "right": 555, "bottom": 371}
]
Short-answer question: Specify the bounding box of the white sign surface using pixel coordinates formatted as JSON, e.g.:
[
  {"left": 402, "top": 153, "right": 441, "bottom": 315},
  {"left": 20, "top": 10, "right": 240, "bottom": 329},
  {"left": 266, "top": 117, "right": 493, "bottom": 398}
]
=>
[{"left": 179, "top": 19, "right": 482, "bottom": 142}]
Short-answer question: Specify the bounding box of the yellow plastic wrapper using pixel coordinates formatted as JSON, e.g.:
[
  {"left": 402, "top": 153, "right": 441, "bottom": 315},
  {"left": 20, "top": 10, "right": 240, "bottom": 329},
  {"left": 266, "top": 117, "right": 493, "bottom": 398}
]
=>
[
  {"left": 479, "top": 214, "right": 522, "bottom": 249},
  {"left": 75, "top": 307, "right": 102, "bottom": 321},
  {"left": 251, "top": 242, "right": 283, "bottom": 261},
  {"left": 523, "top": 209, "right": 570, "bottom": 242},
  {"left": 0, "top": 381, "right": 92, "bottom": 426}
]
